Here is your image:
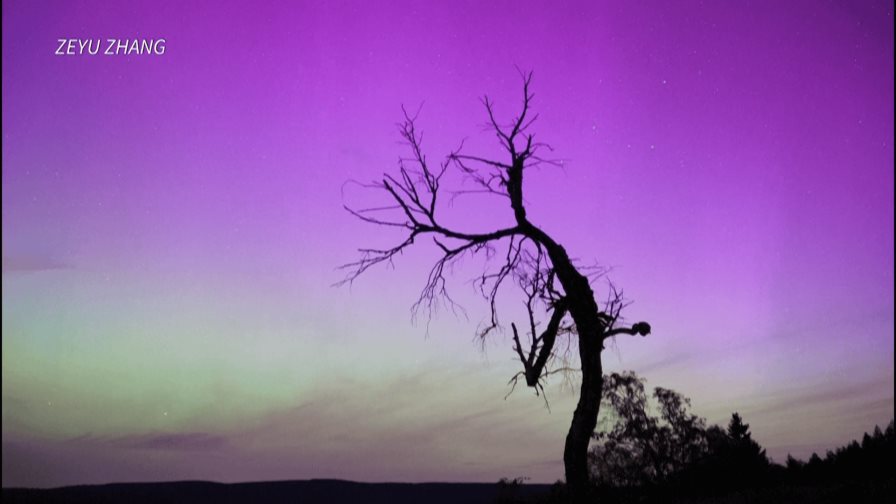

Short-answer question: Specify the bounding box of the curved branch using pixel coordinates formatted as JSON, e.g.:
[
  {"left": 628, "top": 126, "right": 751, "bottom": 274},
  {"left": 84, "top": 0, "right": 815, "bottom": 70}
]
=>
[
  {"left": 525, "top": 299, "right": 569, "bottom": 386},
  {"left": 604, "top": 322, "right": 652, "bottom": 340}
]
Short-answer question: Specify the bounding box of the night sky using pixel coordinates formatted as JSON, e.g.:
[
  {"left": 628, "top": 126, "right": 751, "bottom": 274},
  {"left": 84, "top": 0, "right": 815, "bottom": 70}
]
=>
[{"left": 2, "top": 0, "right": 893, "bottom": 488}]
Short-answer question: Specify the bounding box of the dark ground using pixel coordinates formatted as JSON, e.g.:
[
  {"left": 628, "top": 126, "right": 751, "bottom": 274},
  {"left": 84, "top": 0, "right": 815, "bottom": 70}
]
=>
[
  {"left": 5, "top": 478, "right": 895, "bottom": 503},
  {"left": 2, "top": 479, "right": 552, "bottom": 504}
]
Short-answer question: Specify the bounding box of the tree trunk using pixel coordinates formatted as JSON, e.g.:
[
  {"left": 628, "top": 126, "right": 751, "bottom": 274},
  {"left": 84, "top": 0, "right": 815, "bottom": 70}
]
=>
[
  {"left": 534, "top": 236, "right": 605, "bottom": 501},
  {"left": 563, "top": 318, "right": 604, "bottom": 501}
]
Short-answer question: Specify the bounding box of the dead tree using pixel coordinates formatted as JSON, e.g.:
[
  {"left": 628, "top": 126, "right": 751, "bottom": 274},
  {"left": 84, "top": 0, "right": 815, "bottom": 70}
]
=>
[{"left": 340, "top": 73, "right": 651, "bottom": 500}]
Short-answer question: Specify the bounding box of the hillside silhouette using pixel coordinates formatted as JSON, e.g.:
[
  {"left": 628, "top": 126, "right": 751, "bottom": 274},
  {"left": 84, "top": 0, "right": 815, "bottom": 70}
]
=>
[{"left": 3, "top": 479, "right": 552, "bottom": 504}]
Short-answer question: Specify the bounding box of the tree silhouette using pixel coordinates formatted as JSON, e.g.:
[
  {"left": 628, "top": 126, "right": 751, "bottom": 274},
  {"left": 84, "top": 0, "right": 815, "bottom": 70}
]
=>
[
  {"left": 340, "top": 72, "right": 651, "bottom": 499},
  {"left": 589, "top": 372, "right": 708, "bottom": 488},
  {"left": 587, "top": 377, "right": 788, "bottom": 499},
  {"left": 726, "top": 413, "right": 768, "bottom": 465},
  {"left": 726, "top": 412, "right": 751, "bottom": 441}
]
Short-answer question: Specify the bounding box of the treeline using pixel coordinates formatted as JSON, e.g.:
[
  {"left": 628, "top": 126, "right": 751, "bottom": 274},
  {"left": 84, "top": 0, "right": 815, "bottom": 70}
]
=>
[
  {"left": 587, "top": 371, "right": 894, "bottom": 502},
  {"left": 785, "top": 420, "right": 894, "bottom": 484},
  {"left": 498, "top": 372, "right": 894, "bottom": 503}
]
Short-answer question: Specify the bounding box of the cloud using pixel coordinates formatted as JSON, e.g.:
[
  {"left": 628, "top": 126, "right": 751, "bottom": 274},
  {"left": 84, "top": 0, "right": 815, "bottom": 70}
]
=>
[
  {"left": 117, "top": 432, "right": 229, "bottom": 451},
  {"left": 225, "top": 366, "right": 570, "bottom": 482},
  {"left": 743, "top": 378, "right": 892, "bottom": 418},
  {"left": 2, "top": 255, "right": 70, "bottom": 273},
  {"left": 1, "top": 366, "right": 574, "bottom": 488},
  {"left": 635, "top": 353, "right": 694, "bottom": 375}
]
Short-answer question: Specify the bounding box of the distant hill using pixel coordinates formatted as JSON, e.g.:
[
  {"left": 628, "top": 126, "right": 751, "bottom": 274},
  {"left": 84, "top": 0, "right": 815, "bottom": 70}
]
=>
[{"left": 2, "top": 479, "right": 553, "bottom": 504}]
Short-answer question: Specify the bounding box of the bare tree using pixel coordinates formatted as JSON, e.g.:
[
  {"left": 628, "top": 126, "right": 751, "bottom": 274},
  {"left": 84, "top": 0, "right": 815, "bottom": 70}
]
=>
[{"left": 340, "top": 72, "right": 651, "bottom": 500}]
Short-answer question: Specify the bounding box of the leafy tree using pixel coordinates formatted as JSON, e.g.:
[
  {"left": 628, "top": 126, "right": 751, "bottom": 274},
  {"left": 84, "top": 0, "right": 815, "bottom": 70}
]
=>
[
  {"left": 589, "top": 372, "right": 708, "bottom": 488},
  {"left": 340, "top": 73, "right": 652, "bottom": 500},
  {"left": 588, "top": 374, "right": 784, "bottom": 496}
]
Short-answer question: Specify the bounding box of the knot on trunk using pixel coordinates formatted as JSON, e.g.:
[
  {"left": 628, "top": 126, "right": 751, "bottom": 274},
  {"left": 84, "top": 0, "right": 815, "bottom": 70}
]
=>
[{"left": 632, "top": 322, "right": 651, "bottom": 336}]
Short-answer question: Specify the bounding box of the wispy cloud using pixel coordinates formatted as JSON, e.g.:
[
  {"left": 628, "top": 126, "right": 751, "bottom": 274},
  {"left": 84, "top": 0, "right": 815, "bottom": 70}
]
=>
[
  {"left": 635, "top": 353, "right": 694, "bottom": 375},
  {"left": 2, "top": 367, "right": 572, "bottom": 487},
  {"left": 743, "top": 378, "right": 893, "bottom": 418},
  {"left": 2, "top": 255, "right": 70, "bottom": 273},
  {"left": 118, "top": 432, "right": 229, "bottom": 451}
]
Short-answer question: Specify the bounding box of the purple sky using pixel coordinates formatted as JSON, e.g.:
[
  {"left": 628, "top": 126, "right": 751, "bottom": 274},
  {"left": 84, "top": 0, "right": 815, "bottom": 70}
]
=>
[{"left": 2, "top": 0, "right": 894, "bottom": 488}]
